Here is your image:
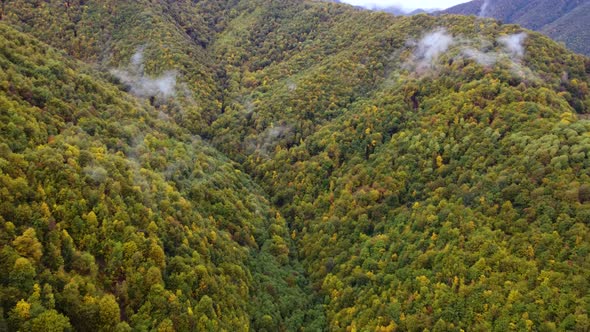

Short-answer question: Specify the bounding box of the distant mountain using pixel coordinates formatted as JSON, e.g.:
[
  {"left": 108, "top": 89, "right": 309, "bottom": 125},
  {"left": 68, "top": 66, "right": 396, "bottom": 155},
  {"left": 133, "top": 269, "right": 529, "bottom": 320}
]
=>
[
  {"left": 441, "top": 0, "right": 590, "bottom": 55},
  {"left": 378, "top": 6, "right": 436, "bottom": 16},
  {"left": 378, "top": 5, "right": 407, "bottom": 15},
  {"left": 408, "top": 8, "right": 432, "bottom": 15}
]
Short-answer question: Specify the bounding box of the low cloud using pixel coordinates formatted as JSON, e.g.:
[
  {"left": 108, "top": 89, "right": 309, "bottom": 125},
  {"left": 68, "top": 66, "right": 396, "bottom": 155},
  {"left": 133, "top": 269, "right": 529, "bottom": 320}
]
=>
[
  {"left": 260, "top": 125, "right": 291, "bottom": 153},
  {"left": 244, "top": 125, "right": 292, "bottom": 156},
  {"left": 461, "top": 33, "right": 528, "bottom": 67},
  {"left": 415, "top": 29, "right": 455, "bottom": 66},
  {"left": 131, "top": 47, "right": 144, "bottom": 67},
  {"left": 461, "top": 48, "right": 499, "bottom": 67},
  {"left": 112, "top": 47, "right": 177, "bottom": 98},
  {"left": 461, "top": 32, "right": 536, "bottom": 81},
  {"left": 113, "top": 70, "right": 177, "bottom": 98},
  {"left": 401, "top": 27, "right": 535, "bottom": 82},
  {"left": 405, "top": 28, "right": 455, "bottom": 74},
  {"left": 83, "top": 165, "right": 108, "bottom": 183},
  {"left": 479, "top": 0, "right": 491, "bottom": 17},
  {"left": 498, "top": 33, "right": 527, "bottom": 59}
]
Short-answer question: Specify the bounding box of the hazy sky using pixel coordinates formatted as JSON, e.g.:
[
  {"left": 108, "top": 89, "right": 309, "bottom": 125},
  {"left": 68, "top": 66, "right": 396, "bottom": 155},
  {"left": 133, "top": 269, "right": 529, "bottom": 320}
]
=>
[{"left": 340, "top": 0, "right": 470, "bottom": 10}]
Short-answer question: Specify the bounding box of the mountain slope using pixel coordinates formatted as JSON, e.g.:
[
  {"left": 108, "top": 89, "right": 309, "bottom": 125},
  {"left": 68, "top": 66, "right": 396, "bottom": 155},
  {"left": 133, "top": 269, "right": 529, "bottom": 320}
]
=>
[
  {"left": 0, "top": 22, "right": 320, "bottom": 331},
  {"left": 1, "top": 0, "right": 590, "bottom": 331},
  {"left": 441, "top": 0, "right": 590, "bottom": 55},
  {"left": 207, "top": 5, "right": 590, "bottom": 329},
  {"left": 2, "top": 0, "right": 238, "bottom": 136},
  {"left": 541, "top": 2, "right": 590, "bottom": 56}
]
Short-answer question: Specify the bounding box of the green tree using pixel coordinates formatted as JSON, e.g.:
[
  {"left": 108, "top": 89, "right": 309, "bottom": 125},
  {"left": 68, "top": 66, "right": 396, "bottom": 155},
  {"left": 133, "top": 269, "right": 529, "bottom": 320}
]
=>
[
  {"left": 98, "top": 294, "right": 120, "bottom": 331},
  {"left": 29, "top": 310, "right": 72, "bottom": 332},
  {"left": 12, "top": 228, "right": 42, "bottom": 263},
  {"left": 9, "top": 257, "right": 36, "bottom": 292}
]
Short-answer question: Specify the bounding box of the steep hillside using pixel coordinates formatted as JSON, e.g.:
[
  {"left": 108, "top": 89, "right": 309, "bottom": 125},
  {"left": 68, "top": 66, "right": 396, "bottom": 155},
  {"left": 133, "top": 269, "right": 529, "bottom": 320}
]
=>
[
  {"left": 1, "top": 0, "right": 590, "bottom": 331},
  {"left": 541, "top": 2, "right": 590, "bottom": 56},
  {"left": 0, "top": 23, "right": 320, "bottom": 331},
  {"left": 441, "top": 0, "right": 590, "bottom": 55},
  {"left": 209, "top": 4, "right": 590, "bottom": 329},
  {"left": 2, "top": 0, "right": 238, "bottom": 135}
]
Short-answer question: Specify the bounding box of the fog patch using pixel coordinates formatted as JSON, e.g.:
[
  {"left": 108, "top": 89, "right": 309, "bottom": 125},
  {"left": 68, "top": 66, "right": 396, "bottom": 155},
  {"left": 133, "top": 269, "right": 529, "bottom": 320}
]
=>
[
  {"left": 461, "top": 48, "right": 499, "bottom": 67},
  {"left": 402, "top": 28, "right": 534, "bottom": 81},
  {"left": 415, "top": 29, "right": 455, "bottom": 67},
  {"left": 244, "top": 125, "right": 291, "bottom": 156},
  {"left": 112, "top": 69, "right": 177, "bottom": 98},
  {"left": 287, "top": 81, "right": 297, "bottom": 92},
  {"left": 131, "top": 47, "right": 145, "bottom": 68},
  {"left": 158, "top": 111, "right": 171, "bottom": 121},
  {"left": 243, "top": 98, "right": 255, "bottom": 115},
  {"left": 84, "top": 165, "right": 108, "bottom": 183},
  {"left": 111, "top": 47, "right": 178, "bottom": 98},
  {"left": 458, "top": 32, "right": 537, "bottom": 81},
  {"left": 265, "top": 126, "right": 289, "bottom": 143},
  {"left": 260, "top": 125, "right": 291, "bottom": 153},
  {"left": 479, "top": 0, "right": 492, "bottom": 17},
  {"left": 405, "top": 28, "right": 455, "bottom": 74},
  {"left": 498, "top": 33, "right": 527, "bottom": 59},
  {"left": 462, "top": 33, "right": 529, "bottom": 68}
]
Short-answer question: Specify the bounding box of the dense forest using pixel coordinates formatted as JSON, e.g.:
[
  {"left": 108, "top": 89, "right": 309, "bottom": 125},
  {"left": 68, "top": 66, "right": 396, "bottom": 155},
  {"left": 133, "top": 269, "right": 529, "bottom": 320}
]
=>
[{"left": 1, "top": 0, "right": 589, "bottom": 331}]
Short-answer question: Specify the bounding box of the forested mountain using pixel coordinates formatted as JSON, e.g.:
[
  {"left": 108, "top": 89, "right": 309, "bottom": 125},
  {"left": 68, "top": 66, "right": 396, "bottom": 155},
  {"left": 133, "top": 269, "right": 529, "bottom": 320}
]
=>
[
  {"left": 1, "top": 0, "right": 590, "bottom": 331},
  {"left": 440, "top": 0, "right": 590, "bottom": 56},
  {"left": 0, "top": 20, "right": 320, "bottom": 332}
]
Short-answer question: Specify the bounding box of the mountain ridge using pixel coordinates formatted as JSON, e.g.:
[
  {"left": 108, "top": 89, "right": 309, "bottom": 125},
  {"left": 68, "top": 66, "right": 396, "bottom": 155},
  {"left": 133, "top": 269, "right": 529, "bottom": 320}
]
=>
[{"left": 440, "top": 0, "right": 590, "bottom": 55}]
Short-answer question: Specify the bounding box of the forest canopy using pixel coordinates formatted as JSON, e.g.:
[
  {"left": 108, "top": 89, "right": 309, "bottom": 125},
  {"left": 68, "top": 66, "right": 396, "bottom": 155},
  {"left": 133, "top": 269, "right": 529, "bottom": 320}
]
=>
[{"left": 0, "top": 0, "right": 589, "bottom": 331}]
